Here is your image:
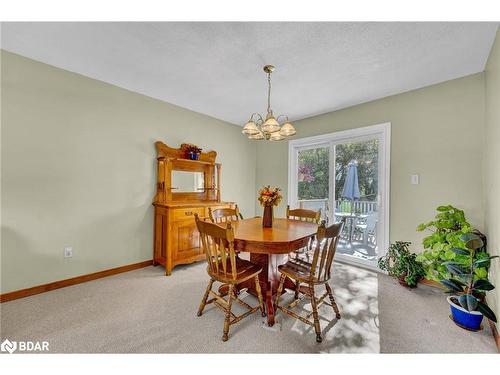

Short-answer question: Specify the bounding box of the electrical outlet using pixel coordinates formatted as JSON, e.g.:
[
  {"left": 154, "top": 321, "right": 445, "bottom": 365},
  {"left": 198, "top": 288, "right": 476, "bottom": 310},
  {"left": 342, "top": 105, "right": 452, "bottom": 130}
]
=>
[
  {"left": 411, "top": 174, "right": 420, "bottom": 185},
  {"left": 64, "top": 247, "right": 73, "bottom": 258}
]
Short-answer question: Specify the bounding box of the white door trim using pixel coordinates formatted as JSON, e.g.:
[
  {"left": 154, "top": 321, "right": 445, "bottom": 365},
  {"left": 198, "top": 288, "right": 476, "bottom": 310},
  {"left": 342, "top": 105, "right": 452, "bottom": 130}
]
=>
[{"left": 288, "top": 122, "right": 391, "bottom": 270}]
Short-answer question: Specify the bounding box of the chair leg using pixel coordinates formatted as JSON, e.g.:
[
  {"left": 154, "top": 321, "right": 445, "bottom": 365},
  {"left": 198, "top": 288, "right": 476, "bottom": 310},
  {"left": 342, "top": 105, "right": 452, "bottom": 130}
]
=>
[
  {"left": 294, "top": 279, "right": 300, "bottom": 300},
  {"left": 197, "top": 278, "right": 214, "bottom": 317},
  {"left": 254, "top": 275, "right": 266, "bottom": 317},
  {"left": 309, "top": 283, "right": 322, "bottom": 343},
  {"left": 222, "top": 284, "right": 234, "bottom": 342},
  {"left": 275, "top": 274, "right": 286, "bottom": 308},
  {"left": 325, "top": 282, "right": 341, "bottom": 319}
]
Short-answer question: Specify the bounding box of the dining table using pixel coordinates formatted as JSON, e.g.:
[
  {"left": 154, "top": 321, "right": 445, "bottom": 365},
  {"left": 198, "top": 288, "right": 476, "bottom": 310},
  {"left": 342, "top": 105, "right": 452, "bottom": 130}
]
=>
[{"left": 227, "top": 217, "right": 318, "bottom": 327}]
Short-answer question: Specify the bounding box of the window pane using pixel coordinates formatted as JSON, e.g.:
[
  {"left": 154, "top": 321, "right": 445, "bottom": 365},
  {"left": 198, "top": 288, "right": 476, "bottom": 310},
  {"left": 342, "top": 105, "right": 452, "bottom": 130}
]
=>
[
  {"left": 297, "top": 147, "right": 329, "bottom": 200},
  {"left": 334, "top": 139, "right": 378, "bottom": 205}
]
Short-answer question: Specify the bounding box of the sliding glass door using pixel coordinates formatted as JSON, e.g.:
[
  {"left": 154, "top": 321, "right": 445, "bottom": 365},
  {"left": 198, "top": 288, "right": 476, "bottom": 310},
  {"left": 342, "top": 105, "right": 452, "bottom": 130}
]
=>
[{"left": 288, "top": 123, "right": 390, "bottom": 269}]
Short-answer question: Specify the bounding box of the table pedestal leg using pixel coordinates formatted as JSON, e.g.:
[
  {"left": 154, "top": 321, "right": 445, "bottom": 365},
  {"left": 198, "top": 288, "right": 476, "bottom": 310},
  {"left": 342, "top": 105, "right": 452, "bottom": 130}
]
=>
[
  {"left": 218, "top": 252, "right": 297, "bottom": 327},
  {"left": 248, "top": 253, "right": 290, "bottom": 326},
  {"left": 265, "top": 281, "right": 275, "bottom": 326}
]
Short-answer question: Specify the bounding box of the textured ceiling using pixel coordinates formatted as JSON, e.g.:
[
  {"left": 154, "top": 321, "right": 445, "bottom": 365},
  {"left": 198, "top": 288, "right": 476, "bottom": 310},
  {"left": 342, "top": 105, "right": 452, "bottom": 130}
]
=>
[{"left": 1, "top": 22, "right": 498, "bottom": 125}]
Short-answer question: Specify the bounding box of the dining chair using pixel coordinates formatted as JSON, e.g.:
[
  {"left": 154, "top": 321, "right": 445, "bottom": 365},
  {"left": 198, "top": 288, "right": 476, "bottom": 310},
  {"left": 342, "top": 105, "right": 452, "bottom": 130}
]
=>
[
  {"left": 286, "top": 205, "right": 322, "bottom": 260},
  {"left": 275, "top": 219, "right": 344, "bottom": 343},
  {"left": 286, "top": 205, "right": 321, "bottom": 223},
  {"left": 194, "top": 214, "right": 265, "bottom": 342},
  {"left": 208, "top": 204, "right": 242, "bottom": 224}
]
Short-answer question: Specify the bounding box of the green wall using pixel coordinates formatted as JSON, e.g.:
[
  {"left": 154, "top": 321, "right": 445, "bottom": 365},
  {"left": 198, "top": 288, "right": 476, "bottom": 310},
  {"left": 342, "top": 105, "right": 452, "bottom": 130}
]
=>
[
  {"left": 485, "top": 28, "right": 500, "bottom": 331},
  {"left": 0, "top": 51, "right": 257, "bottom": 293}
]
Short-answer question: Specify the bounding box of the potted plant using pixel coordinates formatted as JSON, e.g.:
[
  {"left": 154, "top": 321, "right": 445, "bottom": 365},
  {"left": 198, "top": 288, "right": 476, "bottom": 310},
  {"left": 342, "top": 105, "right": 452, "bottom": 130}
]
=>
[
  {"left": 441, "top": 232, "right": 498, "bottom": 331},
  {"left": 258, "top": 186, "right": 282, "bottom": 228},
  {"left": 416, "top": 205, "right": 489, "bottom": 282},
  {"left": 378, "top": 241, "right": 426, "bottom": 288}
]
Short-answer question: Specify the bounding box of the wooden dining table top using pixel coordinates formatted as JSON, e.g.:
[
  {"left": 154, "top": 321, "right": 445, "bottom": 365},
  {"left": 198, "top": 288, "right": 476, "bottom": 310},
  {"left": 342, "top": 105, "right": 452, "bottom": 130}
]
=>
[{"left": 232, "top": 217, "right": 318, "bottom": 254}]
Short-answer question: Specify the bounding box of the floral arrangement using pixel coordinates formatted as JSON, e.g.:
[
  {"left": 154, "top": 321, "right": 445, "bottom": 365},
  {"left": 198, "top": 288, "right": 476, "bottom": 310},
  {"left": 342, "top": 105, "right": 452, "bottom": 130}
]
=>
[
  {"left": 258, "top": 186, "right": 282, "bottom": 207},
  {"left": 180, "top": 143, "right": 202, "bottom": 160}
]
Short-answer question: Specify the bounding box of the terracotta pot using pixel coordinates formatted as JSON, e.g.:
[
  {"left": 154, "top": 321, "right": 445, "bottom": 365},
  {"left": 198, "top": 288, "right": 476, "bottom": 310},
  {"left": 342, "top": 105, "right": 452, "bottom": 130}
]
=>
[
  {"left": 397, "top": 274, "right": 411, "bottom": 288},
  {"left": 262, "top": 205, "right": 273, "bottom": 228}
]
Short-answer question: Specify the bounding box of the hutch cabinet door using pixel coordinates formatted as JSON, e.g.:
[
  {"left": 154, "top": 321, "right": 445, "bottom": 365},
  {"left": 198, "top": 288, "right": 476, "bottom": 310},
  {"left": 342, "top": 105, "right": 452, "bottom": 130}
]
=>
[{"left": 170, "top": 219, "right": 202, "bottom": 261}]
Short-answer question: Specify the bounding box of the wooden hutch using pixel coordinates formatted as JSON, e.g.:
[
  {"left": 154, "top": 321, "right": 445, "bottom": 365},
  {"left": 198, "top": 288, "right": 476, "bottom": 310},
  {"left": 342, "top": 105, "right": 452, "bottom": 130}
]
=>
[{"left": 153, "top": 141, "right": 233, "bottom": 275}]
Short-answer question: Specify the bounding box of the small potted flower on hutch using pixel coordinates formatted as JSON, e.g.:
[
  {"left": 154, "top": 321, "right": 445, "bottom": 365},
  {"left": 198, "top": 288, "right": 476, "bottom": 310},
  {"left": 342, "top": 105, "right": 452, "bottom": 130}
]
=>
[
  {"left": 258, "top": 186, "right": 282, "bottom": 228},
  {"left": 181, "top": 143, "right": 202, "bottom": 160}
]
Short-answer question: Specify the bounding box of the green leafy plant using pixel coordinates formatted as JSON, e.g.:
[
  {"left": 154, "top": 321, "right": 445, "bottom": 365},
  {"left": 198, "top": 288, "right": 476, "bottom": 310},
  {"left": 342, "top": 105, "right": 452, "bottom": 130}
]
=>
[
  {"left": 416, "top": 205, "right": 489, "bottom": 281},
  {"left": 378, "top": 241, "right": 426, "bottom": 287},
  {"left": 440, "top": 232, "right": 498, "bottom": 322}
]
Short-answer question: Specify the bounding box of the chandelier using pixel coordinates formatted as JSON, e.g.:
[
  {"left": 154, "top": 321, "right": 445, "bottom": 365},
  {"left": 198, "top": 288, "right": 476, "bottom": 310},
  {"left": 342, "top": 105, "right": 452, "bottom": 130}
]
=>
[{"left": 242, "top": 65, "right": 296, "bottom": 141}]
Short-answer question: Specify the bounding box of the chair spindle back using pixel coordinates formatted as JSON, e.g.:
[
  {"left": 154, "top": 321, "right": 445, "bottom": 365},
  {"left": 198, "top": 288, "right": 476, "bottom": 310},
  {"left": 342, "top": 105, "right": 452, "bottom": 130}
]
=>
[
  {"left": 209, "top": 205, "right": 241, "bottom": 224},
  {"left": 309, "top": 220, "right": 345, "bottom": 282},
  {"left": 286, "top": 205, "right": 321, "bottom": 224},
  {"left": 195, "top": 214, "right": 238, "bottom": 280}
]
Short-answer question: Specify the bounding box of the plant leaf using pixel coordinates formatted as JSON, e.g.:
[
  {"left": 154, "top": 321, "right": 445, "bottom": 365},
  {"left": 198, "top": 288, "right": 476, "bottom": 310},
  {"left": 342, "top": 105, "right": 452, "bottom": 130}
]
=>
[
  {"left": 474, "top": 255, "right": 499, "bottom": 269},
  {"left": 451, "top": 247, "right": 469, "bottom": 256},
  {"left": 477, "top": 302, "right": 497, "bottom": 322},
  {"left": 474, "top": 258, "right": 490, "bottom": 268},
  {"left": 440, "top": 279, "right": 463, "bottom": 292},
  {"left": 474, "top": 268, "right": 488, "bottom": 279},
  {"left": 473, "top": 279, "right": 495, "bottom": 291},
  {"left": 449, "top": 278, "right": 467, "bottom": 288},
  {"left": 444, "top": 263, "right": 466, "bottom": 275},
  {"left": 466, "top": 238, "right": 484, "bottom": 250},
  {"left": 458, "top": 295, "right": 469, "bottom": 310},
  {"left": 459, "top": 232, "right": 479, "bottom": 243},
  {"left": 465, "top": 294, "right": 478, "bottom": 311}
]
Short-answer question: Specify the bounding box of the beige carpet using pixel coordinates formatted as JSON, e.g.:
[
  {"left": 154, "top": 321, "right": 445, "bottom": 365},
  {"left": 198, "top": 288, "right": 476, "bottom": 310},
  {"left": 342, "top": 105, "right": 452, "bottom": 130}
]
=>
[{"left": 0, "top": 261, "right": 496, "bottom": 353}]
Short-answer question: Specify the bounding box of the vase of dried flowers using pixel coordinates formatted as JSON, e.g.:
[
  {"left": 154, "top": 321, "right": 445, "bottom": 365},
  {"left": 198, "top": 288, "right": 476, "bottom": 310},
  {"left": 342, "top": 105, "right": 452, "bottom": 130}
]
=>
[
  {"left": 262, "top": 205, "right": 274, "bottom": 228},
  {"left": 258, "top": 186, "right": 282, "bottom": 228}
]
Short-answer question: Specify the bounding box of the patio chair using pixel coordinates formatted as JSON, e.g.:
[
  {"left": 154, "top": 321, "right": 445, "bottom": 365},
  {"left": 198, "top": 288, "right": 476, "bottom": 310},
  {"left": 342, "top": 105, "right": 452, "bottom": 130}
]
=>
[{"left": 355, "top": 212, "right": 377, "bottom": 245}]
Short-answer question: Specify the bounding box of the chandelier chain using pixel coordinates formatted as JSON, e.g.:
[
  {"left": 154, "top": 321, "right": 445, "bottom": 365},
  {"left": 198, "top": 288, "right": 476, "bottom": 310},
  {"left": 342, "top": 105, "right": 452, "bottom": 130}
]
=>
[{"left": 267, "top": 71, "right": 272, "bottom": 114}]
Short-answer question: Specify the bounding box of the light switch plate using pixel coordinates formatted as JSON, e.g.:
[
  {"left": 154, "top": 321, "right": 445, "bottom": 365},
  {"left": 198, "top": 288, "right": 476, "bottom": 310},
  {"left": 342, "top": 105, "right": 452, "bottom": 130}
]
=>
[
  {"left": 64, "top": 247, "right": 73, "bottom": 258},
  {"left": 411, "top": 174, "right": 420, "bottom": 185}
]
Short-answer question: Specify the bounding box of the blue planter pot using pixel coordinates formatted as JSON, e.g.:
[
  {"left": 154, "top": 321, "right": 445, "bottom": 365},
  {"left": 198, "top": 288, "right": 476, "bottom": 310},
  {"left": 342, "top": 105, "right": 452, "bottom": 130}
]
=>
[
  {"left": 188, "top": 152, "right": 200, "bottom": 160},
  {"left": 447, "top": 296, "right": 483, "bottom": 331}
]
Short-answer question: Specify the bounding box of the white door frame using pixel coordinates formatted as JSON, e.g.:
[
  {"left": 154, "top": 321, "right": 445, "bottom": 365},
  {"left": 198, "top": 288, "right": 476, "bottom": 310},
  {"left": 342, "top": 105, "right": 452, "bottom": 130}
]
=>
[{"left": 288, "top": 122, "right": 391, "bottom": 270}]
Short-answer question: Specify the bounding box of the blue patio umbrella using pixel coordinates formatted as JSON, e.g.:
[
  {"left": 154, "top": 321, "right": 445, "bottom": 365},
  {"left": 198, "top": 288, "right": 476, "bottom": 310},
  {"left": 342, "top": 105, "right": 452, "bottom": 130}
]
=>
[
  {"left": 341, "top": 160, "right": 360, "bottom": 205},
  {"left": 341, "top": 160, "right": 360, "bottom": 245}
]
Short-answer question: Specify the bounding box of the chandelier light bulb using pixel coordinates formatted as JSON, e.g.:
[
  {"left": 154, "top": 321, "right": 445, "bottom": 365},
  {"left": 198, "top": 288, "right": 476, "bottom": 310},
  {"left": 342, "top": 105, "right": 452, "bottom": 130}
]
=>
[
  {"left": 269, "top": 132, "right": 286, "bottom": 141},
  {"left": 261, "top": 115, "right": 280, "bottom": 133},
  {"left": 279, "top": 122, "right": 296, "bottom": 136},
  {"left": 242, "top": 120, "right": 260, "bottom": 135},
  {"left": 248, "top": 131, "right": 265, "bottom": 140}
]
